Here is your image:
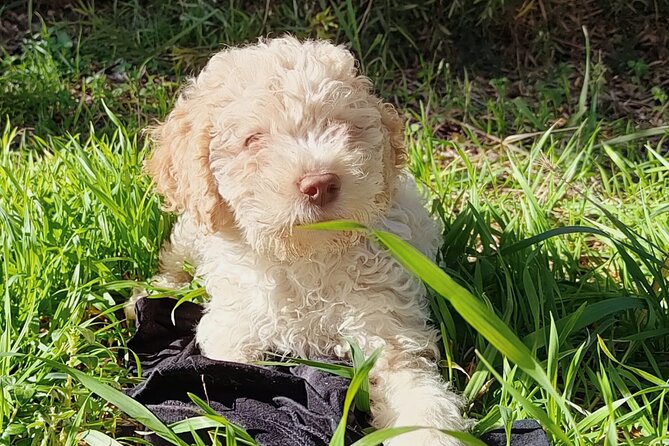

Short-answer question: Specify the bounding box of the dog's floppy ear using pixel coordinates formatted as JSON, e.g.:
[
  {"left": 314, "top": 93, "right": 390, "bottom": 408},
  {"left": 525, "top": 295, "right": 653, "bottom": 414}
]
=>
[
  {"left": 378, "top": 102, "right": 406, "bottom": 187},
  {"left": 145, "top": 97, "right": 232, "bottom": 232}
]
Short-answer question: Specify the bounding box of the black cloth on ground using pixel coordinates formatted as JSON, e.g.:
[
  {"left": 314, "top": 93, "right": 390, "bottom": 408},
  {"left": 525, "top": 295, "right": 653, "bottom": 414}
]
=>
[{"left": 125, "top": 297, "right": 550, "bottom": 446}]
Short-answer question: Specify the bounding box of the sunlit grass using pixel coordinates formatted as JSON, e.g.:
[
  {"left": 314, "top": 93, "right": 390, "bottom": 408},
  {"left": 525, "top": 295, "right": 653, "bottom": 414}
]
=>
[
  {"left": 1, "top": 0, "right": 668, "bottom": 445},
  {"left": 404, "top": 118, "right": 669, "bottom": 443}
]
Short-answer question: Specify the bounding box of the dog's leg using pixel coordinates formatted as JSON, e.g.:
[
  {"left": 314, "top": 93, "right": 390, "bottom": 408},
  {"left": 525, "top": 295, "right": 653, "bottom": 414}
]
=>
[
  {"left": 125, "top": 214, "right": 201, "bottom": 320},
  {"left": 195, "top": 307, "right": 265, "bottom": 363},
  {"left": 195, "top": 280, "right": 270, "bottom": 363},
  {"left": 369, "top": 352, "right": 469, "bottom": 446}
]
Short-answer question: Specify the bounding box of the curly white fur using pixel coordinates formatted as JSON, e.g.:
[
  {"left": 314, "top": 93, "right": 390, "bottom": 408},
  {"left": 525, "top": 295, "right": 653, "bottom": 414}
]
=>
[{"left": 140, "top": 37, "right": 469, "bottom": 445}]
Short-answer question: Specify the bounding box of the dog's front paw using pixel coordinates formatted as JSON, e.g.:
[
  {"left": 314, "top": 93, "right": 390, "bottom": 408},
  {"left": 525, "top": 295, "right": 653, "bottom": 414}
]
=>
[
  {"left": 195, "top": 311, "right": 261, "bottom": 363},
  {"left": 384, "top": 428, "right": 465, "bottom": 446},
  {"left": 124, "top": 287, "right": 148, "bottom": 321},
  {"left": 198, "top": 341, "right": 256, "bottom": 363}
]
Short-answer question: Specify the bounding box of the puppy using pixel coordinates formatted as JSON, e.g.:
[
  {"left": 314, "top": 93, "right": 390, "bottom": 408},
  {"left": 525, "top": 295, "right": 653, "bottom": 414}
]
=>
[{"left": 141, "top": 37, "right": 469, "bottom": 445}]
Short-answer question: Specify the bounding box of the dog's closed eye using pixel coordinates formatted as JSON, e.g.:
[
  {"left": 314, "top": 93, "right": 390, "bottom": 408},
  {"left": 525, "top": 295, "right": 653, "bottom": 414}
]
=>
[
  {"left": 326, "top": 119, "right": 366, "bottom": 140},
  {"left": 244, "top": 133, "right": 264, "bottom": 149}
]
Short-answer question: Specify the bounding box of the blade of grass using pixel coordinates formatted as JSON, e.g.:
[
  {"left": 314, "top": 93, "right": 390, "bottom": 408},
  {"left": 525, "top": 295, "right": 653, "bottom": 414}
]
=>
[
  {"left": 36, "top": 357, "right": 187, "bottom": 445},
  {"left": 329, "top": 348, "right": 381, "bottom": 446},
  {"left": 302, "top": 221, "right": 575, "bottom": 443},
  {"left": 187, "top": 393, "right": 256, "bottom": 445},
  {"left": 350, "top": 426, "right": 488, "bottom": 446},
  {"left": 79, "top": 430, "right": 124, "bottom": 446}
]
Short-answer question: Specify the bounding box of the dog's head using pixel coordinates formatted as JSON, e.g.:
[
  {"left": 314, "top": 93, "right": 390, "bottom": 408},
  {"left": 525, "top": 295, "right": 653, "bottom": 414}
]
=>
[{"left": 147, "top": 37, "right": 405, "bottom": 261}]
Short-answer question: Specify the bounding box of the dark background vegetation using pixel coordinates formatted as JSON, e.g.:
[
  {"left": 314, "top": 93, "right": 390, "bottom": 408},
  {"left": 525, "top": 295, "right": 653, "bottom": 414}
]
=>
[{"left": 2, "top": 0, "right": 669, "bottom": 136}]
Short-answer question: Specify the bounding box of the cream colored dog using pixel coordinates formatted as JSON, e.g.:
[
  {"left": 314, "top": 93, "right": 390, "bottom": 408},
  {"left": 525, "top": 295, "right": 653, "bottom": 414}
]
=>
[{"left": 140, "top": 37, "right": 468, "bottom": 445}]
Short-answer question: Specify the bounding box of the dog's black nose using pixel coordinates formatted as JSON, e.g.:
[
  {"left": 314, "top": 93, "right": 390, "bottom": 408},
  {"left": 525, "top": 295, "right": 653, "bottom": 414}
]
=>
[{"left": 299, "top": 173, "right": 341, "bottom": 207}]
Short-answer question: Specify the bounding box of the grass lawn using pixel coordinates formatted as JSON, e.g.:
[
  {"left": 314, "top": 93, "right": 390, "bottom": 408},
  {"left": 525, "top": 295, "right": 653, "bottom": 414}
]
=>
[{"left": 1, "top": 1, "right": 668, "bottom": 445}]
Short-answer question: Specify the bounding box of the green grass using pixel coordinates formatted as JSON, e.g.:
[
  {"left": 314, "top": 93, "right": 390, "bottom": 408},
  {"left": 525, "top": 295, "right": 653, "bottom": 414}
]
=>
[{"left": 1, "top": 1, "right": 669, "bottom": 445}]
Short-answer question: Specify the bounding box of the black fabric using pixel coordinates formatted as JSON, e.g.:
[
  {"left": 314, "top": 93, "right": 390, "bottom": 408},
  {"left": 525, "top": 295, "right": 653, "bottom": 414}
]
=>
[
  {"left": 479, "top": 420, "right": 550, "bottom": 446},
  {"left": 126, "top": 298, "right": 364, "bottom": 446},
  {"left": 125, "top": 298, "right": 550, "bottom": 445}
]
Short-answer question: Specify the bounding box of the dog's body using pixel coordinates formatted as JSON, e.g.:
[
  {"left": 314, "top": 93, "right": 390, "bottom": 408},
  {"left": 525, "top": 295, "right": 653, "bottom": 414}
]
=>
[{"left": 140, "top": 37, "right": 468, "bottom": 445}]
